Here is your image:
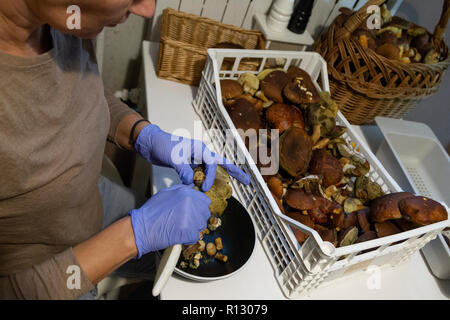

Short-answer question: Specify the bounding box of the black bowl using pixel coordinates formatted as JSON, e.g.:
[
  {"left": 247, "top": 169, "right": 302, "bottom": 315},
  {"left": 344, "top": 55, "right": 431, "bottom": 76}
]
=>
[{"left": 174, "top": 196, "right": 256, "bottom": 281}]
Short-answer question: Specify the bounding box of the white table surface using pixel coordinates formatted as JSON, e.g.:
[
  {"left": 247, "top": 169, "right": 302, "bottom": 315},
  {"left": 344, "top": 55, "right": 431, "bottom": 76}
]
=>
[{"left": 141, "top": 40, "right": 449, "bottom": 300}]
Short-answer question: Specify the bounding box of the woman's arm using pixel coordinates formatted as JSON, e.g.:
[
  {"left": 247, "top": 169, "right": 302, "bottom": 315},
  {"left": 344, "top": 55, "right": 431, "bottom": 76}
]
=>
[
  {"left": 103, "top": 90, "right": 150, "bottom": 151},
  {"left": 72, "top": 216, "right": 137, "bottom": 285},
  {"left": 0, "top": 216, "right": 137, "bottom": 300},
  {"left": 114, "top": 112, "right": 151, "bottom": 151}
]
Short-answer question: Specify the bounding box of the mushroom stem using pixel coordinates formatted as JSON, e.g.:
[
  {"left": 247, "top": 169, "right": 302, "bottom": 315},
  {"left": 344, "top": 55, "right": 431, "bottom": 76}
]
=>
[
  {"left": 311, "top": 124, "right": 321, "bottom": 144},
  {"left": 312, "top": 138, "right": 330, "bottom": 150}
]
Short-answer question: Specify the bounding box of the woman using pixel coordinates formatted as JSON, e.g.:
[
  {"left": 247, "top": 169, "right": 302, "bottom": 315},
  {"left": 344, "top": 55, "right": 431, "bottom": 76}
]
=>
[{"left": 0, "top": 0, "right": 249, "bottom": 299}]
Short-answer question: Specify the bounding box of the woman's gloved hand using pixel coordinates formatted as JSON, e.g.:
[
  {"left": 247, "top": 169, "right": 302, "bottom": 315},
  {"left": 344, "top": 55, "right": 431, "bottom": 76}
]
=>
[
  {"left": 134, "top": 124, "right": 250, "bottom": 192},
  {"left": 128, "top": 184, "right": 211, "bottom": 259}
]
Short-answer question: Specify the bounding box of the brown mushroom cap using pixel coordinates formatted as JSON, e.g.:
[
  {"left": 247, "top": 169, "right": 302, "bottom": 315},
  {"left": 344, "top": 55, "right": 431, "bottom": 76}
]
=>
[
  {"left": 399, "top": 196, "right": 448, "bottom": 226},
  {"left": 318, "top": 228, "right": 338, "bottom": 247},
  {"left": 261, "top": 70, "right": 289, "bottom": 103},
  {"left": 357, "top": 209, "right": 371, "bottom": 233},
  {"left": 227, "top": 98, "right": 263, "bottom": 132},
  {"left": 270, "top": 191, "right": 285, "bottom": 214},
  {"left": 286, "top": 211, "right": 314, "bottom": 244},
  {"left": 267, "top": 176, "right": 284, "bottom": 200},
  {"left": 287, "top": 210, "right": 315, "bottom": 228},
  {"left": 279, "top": 126, "right": 313, "bottom": 177},
  {"left": 343, "top": 211, "right": 358, "bottom": 229},
  {"left": 266, "top": 103, "right": 305, "bottom": 133},
  {"left": 220, "top": 79, "right": 243, "bottom": 100},
  {"left": 374, "top": 221, "right": 401, "bottom": 238},
  {"left": 386, "top": 16, "right": 413, "bottom": 30},
  {"left": 411, "top": 32, "right": 429, "bottom": 48},
  {"left": 356, "top": 31, "right": 378, "bottom": 51},
  {"left": 394, "top": 218, "right": 420, "bottom": 231},
  {"left": 227, "top": 98, "right": 263, "bottom": 149},
  {"left": 309, "top": 207, "right": 328, "bottom": 224},
  {"left": 328, "top": 210, "right": 345, "bottom": 230},
  {"left": 283, "top": 67, "right": 320, "bottom": 105},
  {"left": 376, "top": 43, "right": 400, "bottom": 60},
  {"left": 308, "top": 149, "right": 343, "bottom": 188},
  {"left": 355, "top": 231, "right": 377, "bottom": 243},
  {"left": 378, "top": 30, "right": 398, "bottom": 46},
  {"left": 284, "top": 188, "right": 318, "bottom": 211},
  {"left": 370, "top": 192, "right": 414, "bottom": 222}
]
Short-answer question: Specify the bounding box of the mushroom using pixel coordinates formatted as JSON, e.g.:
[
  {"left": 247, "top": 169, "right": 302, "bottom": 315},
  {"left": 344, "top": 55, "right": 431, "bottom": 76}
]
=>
[
  {"left": 376, "top": 43, "right": 400, "bottom": 60},
  {"left": 257, "top": 68, "right": 284, "bottom": 81},
  {"left": 206, "top": 242, "right": 217, "bottom": 257},
  {"left": 356, "top": 208, "right": 371, "bottom": 233},
  {"left": 343, "top": 212, "right": 358, "bottom": 229},
  {"left": 283, "top": 66, "right": 321, "bottom": 105},
  {"left": 318, "top": 227, "right": 338, "bottom": 247},
  {"left": 354, "top": 175, "right": 384, "bottom": 203},
  {"left": 286, "top": 211, "right": 314, "bottom": 244},
  {"left": 238, "top": 72, "right": 260, "bottom": 96},
  {"left": 279, "top": 126, "right": 313, "bottom": 177},
  {"left": 307, "top": 91, "right": 338, "bottom": 136},
  {"left": 385, "top": 16, "right": 413, "bottom": 31},
  {"left": 338, "top": 226, "right": 359, "bottom": 247},
  {"left": 215, "top": 252, "right": 228, "bottom": 263},
  {"left": 227, "top": 98, "right": 263, "bottom": 132},
  {"left": 411, "top": 32, "right": 429, "bottom": 53},
  {"left": 284, "top": 188, "right": 317, "bottom": 211},
  {"left": 399, "top": 196, "right": 448, "bottom": 226},
  {"left": 355, "top": 29, "right": 378, "bottom": 51},
  {"left": 200, "top": 166, "right": 233, "bottom": 216},
  {"left": 261, "top": 70, "right": 289, "bottom": 103},
  {"left": 355, "top": 231, "right": 377, "bottom": 243},
  {"left": 370, "top": 192, "right": 414, "bottom": 222},
  {"left": 380, "top": 4, "right": 392, "bottom": 25},
  {"left": 189, "top": 252, "right": 202, "bottom": 269},
  {"left": 267, "top": 176, "right": 284, "bottom": 200},
  {"left": 394, "top": 219, "right": 420, "bottom": 231},
  {"left": 208, "top": 215, "right": 222, "bottom": 231},
  {"left": 374, "top": 221, "right": 401, "bottom": 238},
  {"left": 233, "top": 94, "right": 263, "bottom": 112},
  {"left": 183, "top": 242, "right": 203, "bottom": 260},
  {"left": 266, "top": 103, "right": 305, "bottom": 133},
  {"left": 343, "top": 197, "right": 366, "bottom": 214},
  {"left": 308, "top": 149, "right": 343, "bottom": 188},
  {"left": 220, "top": 79, "right": 243, "bottom": 100},
  {"left": 328, "top": 209, "right": 345, "bottom": 230},
  {"left": 271, "top": 191, "right": 285, "bottom": 214},
  {"left": 424, "top": 49, "right": 439, "bottom": 64},
  {"left": 309, "top": 207, "right": 328, "bottom": 224},
  {"left": 193, "top": 167, "right": 206, "bottom": 188},
  {"left": 227, "top": 98, "right": 263, "bottom": 149},
  {"left": 215, "top": 237, "right": 223, "bottom": 251}
]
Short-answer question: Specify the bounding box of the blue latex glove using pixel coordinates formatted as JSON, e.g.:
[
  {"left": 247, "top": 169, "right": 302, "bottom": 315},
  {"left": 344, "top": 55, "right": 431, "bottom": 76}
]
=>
[
  {"left": 135, "top": 124, "right": 250, "bottom": 191},
  {"left": 128, "top": 184, "right": 211, "bottom": 258}
]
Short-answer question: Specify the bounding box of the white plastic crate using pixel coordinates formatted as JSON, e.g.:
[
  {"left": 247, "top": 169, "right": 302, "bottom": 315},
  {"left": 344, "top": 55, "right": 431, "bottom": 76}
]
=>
[{"left": 192, "top": 49, "right": 450, "bottom": 298}]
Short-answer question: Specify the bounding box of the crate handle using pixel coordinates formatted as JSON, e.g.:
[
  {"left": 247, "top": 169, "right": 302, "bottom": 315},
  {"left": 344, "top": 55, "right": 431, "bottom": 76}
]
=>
[{"left": 334, "top": 0, "right": 386, "bottom": 42}]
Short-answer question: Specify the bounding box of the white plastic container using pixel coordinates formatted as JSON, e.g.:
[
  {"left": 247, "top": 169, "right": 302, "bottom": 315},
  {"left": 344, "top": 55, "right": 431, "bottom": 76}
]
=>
[
  {"left": 192, "top": 49, "right": 450, "bottom": 298},
  {"left": 375, "top": 116, "right": 450, "bottom": 280}
]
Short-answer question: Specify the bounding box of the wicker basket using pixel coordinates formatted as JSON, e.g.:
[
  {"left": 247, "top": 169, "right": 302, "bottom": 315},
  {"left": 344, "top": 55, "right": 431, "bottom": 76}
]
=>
[
  {"left": 313, "top": 0, "right": 450, "bottom": 125},
  {"left": 157, "top": 8, "right": 266, "bottom": 86}
]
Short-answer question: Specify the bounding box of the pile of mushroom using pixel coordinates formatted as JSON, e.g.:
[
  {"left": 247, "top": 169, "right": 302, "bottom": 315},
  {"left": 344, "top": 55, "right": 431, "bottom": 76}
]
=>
[
  {"left": 219, "top": 64, "right": 447, "bottom": 248},
  {"left": 351, "top": 4, "right": 444, "bottom": 64}
]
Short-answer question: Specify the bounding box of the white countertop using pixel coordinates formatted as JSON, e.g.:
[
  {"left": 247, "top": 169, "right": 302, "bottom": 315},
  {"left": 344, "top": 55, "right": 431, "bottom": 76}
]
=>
[{"left": 141, "top": 40, "right": 449, "bottom": 300}]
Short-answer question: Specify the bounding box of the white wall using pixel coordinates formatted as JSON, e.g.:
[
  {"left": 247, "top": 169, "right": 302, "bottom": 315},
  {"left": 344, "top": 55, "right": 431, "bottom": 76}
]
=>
[
  {"left": 396, "top": 0, "right": 450, "bottom": 151},
  {"left": 101, "top": 15, "right": 149, "bottom": 92}
]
